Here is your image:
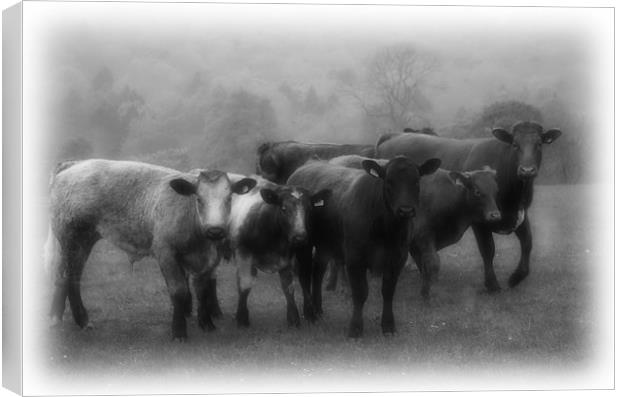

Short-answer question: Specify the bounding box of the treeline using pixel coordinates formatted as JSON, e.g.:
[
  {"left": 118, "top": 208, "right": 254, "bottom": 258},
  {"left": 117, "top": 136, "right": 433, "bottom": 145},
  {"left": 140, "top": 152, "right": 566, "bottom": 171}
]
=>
[{"left": 52, "top": 48, "right": 590, "bottom": 185}]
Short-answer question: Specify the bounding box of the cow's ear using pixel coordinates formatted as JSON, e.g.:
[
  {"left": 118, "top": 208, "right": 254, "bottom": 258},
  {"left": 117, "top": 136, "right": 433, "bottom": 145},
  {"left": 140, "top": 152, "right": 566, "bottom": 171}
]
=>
[
  {"left": 362, "top": 160, "right": 386, "bottom": 179},
  {"left": 232, "top": 178, "right": 257, "bottom": 195},
  {"left": 448, "top": 171, "right": 470, "bottom": 188},
  {"left": 541, "top": 128, "right": 562, "bottom": 144},
  {"left": 170, "top": 178, "right": 197, "bottom": 196},
  {"left": 260, "top": 188, "right": 281, "bottom": 206},
  {"left": 311, "top": 189, "right": 331, "bottom": 208},
  {"left": 419, "top": 158, "right": 441, "bottom": 176},
  {"left": 492, "top": 128, "right": 513, "bottom": 144}
]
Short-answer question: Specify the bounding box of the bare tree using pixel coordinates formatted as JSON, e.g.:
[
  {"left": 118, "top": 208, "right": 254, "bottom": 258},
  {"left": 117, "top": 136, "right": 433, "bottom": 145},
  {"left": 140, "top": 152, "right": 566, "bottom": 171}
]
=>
[{"left": 340, "top": 44, "right": 437, "bottom": 131}]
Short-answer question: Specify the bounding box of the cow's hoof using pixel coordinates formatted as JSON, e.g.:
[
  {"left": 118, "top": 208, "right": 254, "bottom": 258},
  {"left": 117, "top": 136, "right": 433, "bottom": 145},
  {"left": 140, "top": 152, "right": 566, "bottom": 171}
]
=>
[
  {"left": 287, "top": 313, "right": 301, "bottom": 328},
  {"left": 84, "top": 322, "right": 94, "bottom": 330},
  {"left": 236, "top": 312, "right": 250, "bottom": 328},
  {"left": 303, "top": 307, "right": 318, "bottom": 324},
  {"left": 172, "top": 335, "right": 188, "bottom": 343},
  {"left": 508, "top": 271, "right": 528, "bottom": 288},
  {"left": 198, "top": 317, "right": 216, "bottom": 332},
  {"left": 484, "top": 280, "right": 502, "bottom": 294},
  {"left": 381, "top": 321, "right": 396, "bottom": 335},
  {"left": 347, "top": 323, "right": 363, "bottom": 338}
]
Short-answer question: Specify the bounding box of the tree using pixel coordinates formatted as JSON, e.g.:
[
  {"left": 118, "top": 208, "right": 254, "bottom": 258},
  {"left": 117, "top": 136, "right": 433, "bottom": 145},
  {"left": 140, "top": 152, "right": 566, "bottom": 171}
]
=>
[
  {"left": 200, "top": 88, "right": 279, "bottom": 173},
  {"left": 341, "top": 44, "right": 437, "bottom": 132}
]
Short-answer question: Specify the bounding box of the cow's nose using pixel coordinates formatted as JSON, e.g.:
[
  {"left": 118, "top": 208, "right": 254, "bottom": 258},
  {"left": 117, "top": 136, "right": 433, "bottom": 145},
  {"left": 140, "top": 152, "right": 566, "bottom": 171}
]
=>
[
  {"left": 291, "top": 234, "right": 307, "bottom": 245},
  {"left": 518, "top": 166, "right": 537, "bottom": 178},
  {"left": 206, "top": 227, "right": 226, "bottom": 240},
  {"left": 397, "top": 206, "right": 416, "bottom": 218},
  {"left": 486, "top": 211, "right": 502, "bottom": 222}
]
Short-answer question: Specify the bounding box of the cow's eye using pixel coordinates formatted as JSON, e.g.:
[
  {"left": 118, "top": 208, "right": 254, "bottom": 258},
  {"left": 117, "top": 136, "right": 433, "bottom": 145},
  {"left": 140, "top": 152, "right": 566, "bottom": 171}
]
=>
[{"left": 473, "top": 189, "right": 481, "bottom": 197}]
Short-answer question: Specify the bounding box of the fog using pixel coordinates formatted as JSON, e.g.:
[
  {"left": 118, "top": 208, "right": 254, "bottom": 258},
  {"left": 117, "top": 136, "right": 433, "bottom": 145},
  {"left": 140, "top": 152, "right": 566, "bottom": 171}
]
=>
[{"left": 31, "top": 3, "right": 603, "bottom": 183}]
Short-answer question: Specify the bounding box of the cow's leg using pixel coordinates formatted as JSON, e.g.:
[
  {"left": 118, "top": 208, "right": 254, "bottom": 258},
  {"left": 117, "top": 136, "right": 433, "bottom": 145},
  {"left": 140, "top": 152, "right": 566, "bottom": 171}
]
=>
[
  {"left": 346, "top": 260, "right": 368, "bottom": 338},
  {"left": 66, "top": 229, "right": 98, "bottom": 329},
  {"left": 381, "top": 259, "right": 404, "bottom": 335},
  {"left": 311, "top": 249, "right": 329, "bottom": 316},
  {"left": 472, "top": 224, "right": 501, "bottom": 293},
  {"left": 235, "top": 258, "right": 256, "bottom": 328},
  {"left": 296, "top": 245, "right": 316, "bottom": 322},
  {"left": 279, "top": 266, "right": 300, "bottom": 327},
  {"left": 183, "top": 273, "right": 192, "bottom": 317},
  {"left": 193, "top": 271, "right": 216, "bottom": 331},
  {"left": 509, "top": 215, "right": 532, "bottom": 288},
  {"left": 208, "top": 276, "right": 223, "bottom": 318},
  {"left": 325, "top": 260, "right": 338, "bottom": 291},
  {"left": 410, "top": 244, "right": 431, "bottom": 299},
  {"left": 49, "top": 240, "right": 70, "bottom": 326},
  {"left": 157, "top": 248, "right": 189, "bottom": 341}
]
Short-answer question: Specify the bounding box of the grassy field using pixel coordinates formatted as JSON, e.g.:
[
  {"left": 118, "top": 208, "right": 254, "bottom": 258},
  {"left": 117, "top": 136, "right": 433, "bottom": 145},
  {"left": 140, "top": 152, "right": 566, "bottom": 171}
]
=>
[{"left": 31, "top": 184, "right": 607, "bottom": 393}]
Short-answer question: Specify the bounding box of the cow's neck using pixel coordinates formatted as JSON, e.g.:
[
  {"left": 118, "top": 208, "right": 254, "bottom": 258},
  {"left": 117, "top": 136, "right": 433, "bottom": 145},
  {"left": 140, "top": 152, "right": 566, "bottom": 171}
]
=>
[{"left": 497, "top": 151, "right": 534, "bottom": 211}]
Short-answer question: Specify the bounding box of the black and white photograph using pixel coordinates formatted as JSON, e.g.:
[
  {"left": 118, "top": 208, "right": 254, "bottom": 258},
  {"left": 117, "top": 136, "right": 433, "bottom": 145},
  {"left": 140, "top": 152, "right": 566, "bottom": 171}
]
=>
[{"left": 2, "top": 1, "right": 616, "bottom": 395}]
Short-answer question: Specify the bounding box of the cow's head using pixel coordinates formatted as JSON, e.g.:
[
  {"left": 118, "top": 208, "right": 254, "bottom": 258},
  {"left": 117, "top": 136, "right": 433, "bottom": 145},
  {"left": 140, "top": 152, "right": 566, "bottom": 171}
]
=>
[
  {"left": 259, "top": 186, "right": 331, "bottom": 246},
  {"left": 449, "top": 166, "right": 501, "bottom": 223},
  {"left": 362, "top": 156, "right": 441, "bottom": 219},
  {"left": 492, "top": 121, "right": 562, "bottom": 180},
  {"left": 256, "top": 142, "right": 282, "bottom": 183},
  {"left": 169, "top": 170, "right": 257, "bottom": 240}
]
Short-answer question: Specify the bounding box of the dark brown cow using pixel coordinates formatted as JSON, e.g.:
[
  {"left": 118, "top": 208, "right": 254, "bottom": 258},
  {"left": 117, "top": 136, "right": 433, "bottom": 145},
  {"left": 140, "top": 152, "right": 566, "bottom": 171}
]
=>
[
  {"left": 288, "top": 156, "right": 440, "bottom": 337},
  {"left": 256, "top": 141, "right": 375, "bottom": 184},
  {"left": 377, "top": 121, "right": 561, "bottom": 292},
  {"left": 330, "top": 155, "right": 501, "bottom": 298}
]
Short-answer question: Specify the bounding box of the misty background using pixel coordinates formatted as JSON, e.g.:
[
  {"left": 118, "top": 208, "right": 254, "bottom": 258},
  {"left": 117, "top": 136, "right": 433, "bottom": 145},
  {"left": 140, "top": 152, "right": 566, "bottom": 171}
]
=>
[{"left": 39, "top": 4, "right": 597, "bottom": 184}]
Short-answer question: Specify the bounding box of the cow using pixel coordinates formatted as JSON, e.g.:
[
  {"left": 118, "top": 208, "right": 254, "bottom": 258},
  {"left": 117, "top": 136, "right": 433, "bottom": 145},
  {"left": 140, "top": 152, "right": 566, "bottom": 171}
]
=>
[
  {"left": 288, "top": 156, "right": 441, "bottom": 337},
  {"left": 329, "top": 155, "right": 501, "bottom": 298},
  {"left": 43, "top": 159, "right": 256, "bottom": 341},
  {"left": 256, "top": 141, "right": 376, "bottom": 184},
  {"left": 376, "top": 121, "right": 562, "bottom": 292},
  {"left": 223, "top": 174, "right": 330, "bottom": 328}
]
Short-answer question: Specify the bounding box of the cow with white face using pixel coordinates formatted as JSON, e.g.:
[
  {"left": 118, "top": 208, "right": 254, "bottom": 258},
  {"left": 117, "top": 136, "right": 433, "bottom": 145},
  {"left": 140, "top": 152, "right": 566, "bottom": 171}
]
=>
[
  {"left": 226, "top": 175, "right": 330, "bottom": 328},
  {"left": 44, "top": 159, "right": 256, "bottom": 341}
]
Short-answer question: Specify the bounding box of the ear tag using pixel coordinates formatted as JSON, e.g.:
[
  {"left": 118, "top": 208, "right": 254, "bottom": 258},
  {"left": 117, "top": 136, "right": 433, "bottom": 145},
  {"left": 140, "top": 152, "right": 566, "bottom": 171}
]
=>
[
  {"left": 369, "top": 168, "right": 380, "bottom": 178},
  {"left": 314, "top": 199, "right": 325, "bottom": 207}
]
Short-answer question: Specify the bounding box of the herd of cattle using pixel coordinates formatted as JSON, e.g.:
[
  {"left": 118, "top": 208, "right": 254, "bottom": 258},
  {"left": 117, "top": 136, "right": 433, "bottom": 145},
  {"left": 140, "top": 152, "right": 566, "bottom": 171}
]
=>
[{"left": 44, "top": 121, "right": 561, "bottom": 340}]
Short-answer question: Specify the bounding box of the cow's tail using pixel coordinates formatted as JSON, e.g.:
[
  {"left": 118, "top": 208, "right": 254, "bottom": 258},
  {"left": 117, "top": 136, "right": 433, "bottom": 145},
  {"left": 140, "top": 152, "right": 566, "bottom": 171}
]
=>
[{"left": 43, "top": 224, "right": 61, "bottom": 276}]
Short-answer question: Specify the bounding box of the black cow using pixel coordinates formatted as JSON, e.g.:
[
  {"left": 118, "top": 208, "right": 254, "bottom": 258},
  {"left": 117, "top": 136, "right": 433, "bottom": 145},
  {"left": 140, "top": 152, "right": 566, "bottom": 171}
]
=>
[
  {"left": 376, "top": 121, "right": 561, "bottom": 292},
  {"left": 288, "top": 156, "right": 440, "bottom": 337},
  {"left": 227, "top": 174, "right": 330, "bottom": 328},
  {"left": 256, "top": 141, "right": 375, "bottom": 184},
  {"left": 330, "top": 155, "right": 501, "bottom": 298}
]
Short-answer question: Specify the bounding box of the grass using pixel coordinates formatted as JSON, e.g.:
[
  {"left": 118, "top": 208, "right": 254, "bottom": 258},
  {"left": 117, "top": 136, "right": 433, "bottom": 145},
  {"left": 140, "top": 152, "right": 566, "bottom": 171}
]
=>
[{"left": 30, "top": 184, "right": 605, "bottom": 393}]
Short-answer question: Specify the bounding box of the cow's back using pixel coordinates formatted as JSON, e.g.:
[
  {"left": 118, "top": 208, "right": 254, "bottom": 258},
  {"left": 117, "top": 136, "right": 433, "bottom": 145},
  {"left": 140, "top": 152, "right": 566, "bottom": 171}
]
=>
[
  {"left": 50, "top": 159, "right": 193, "bottom": 252},
  {"left": 377, "top": 134, "right": 484, "bottom": 171}
]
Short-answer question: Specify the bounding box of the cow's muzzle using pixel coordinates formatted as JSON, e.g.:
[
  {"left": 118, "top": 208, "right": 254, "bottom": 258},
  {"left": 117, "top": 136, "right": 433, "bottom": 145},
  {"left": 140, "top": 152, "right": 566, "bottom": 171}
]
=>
[
  {"left": 396, "top": 206, "right": 416, "bottom": 218},
  {"left": 485, "top": 211, "right": 502, "bottom": 222},
  {"left": 291, "top": 234, "right": 308, "bottom": 246},
  {"left": 517, "top": 166, "right": 538, "bottom": 179},
  {"left": 206, "top": 227, "right": 226, "bottom": 240}
]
